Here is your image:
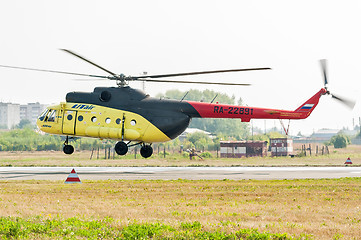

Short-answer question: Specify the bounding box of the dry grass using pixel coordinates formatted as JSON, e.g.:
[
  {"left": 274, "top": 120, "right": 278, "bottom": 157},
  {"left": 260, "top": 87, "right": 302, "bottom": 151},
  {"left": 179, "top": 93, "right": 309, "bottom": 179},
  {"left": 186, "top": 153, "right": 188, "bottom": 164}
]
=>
[
  {"left": 0, "top": 179, "right": 360, "bottom": 239},
  {"left": 0, "top": 144, "right": 361, "bottom": 167}
]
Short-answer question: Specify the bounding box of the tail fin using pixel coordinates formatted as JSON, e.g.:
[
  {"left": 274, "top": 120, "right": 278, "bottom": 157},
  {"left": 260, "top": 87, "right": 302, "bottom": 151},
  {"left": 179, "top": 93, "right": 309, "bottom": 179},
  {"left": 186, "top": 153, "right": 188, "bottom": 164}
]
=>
[{"left": 294, "top": 88, "right": 327, "bottom": 117}]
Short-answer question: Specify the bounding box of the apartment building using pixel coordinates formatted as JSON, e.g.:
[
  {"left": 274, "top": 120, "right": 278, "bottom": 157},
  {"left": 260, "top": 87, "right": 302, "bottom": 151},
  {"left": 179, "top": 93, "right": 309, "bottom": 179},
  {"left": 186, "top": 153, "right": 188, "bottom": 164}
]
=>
[
  {"left": 0, "top": 102, "right": 20, "bottom": 129},
  {"left": 0, "top": 102, "right": 47, "bottom": 129}
]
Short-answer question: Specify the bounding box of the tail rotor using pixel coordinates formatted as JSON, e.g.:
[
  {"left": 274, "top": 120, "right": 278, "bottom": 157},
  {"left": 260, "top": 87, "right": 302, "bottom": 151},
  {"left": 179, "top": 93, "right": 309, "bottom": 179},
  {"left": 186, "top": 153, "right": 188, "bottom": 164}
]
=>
[{"left": 320, "top": 59, "right": 355, "bottom": 109}]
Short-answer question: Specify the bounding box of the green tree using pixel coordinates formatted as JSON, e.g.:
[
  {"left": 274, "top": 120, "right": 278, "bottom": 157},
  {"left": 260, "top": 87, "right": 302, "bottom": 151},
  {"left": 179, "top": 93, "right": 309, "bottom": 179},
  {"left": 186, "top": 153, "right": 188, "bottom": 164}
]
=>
[
  {"left": 250, "top": 131, "right": 286, "bottom": 147},
  {"left": 329, "top": 133, "right": 350, "bottom": 148},
  {"left": 15, "top": 119, "right": 34, "bottom": 129},
  {"left": 158, "top": 89, "right": 236, "bottom": 104},
  {"left": 186, "top": 132, "right": 213, "bottom": 150},
  {"left": 187, "top": 132, "right": 209, "bottom": 144}
]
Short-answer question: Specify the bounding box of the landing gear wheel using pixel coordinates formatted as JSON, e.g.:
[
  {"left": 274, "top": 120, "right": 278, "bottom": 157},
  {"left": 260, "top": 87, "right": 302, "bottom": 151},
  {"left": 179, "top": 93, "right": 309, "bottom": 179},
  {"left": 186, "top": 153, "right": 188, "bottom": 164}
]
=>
[
  {"left": 63, "top": 145, "right": 74, "bottom": 155},
  {"left": 140, "top": 145, "right": 153, "bottom": 158},
  {"left": 115, "top": 141, "right": 128, "bottom": 155}
]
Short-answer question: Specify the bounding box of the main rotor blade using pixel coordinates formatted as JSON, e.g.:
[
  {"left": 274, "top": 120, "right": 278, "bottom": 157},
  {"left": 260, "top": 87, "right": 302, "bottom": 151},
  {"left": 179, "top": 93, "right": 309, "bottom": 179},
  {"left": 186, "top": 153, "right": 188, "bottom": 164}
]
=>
[
  {"left": 133, "top": 67, "right": 271, "bottom": 79},
  {"left": 320, "top": 59, "right": 328, "bottom": 86},
  {"left": 0, "top": 64, "right": 109, "bottom": 79},
  {"left": 134, "top": 78, "right": 251, "bottom": 86},
  {"left": 60, "top": 49, "right": 119, "bottom": 79},
  {"left": 331, "top": 93, "right": 356, "bottom": 109}
]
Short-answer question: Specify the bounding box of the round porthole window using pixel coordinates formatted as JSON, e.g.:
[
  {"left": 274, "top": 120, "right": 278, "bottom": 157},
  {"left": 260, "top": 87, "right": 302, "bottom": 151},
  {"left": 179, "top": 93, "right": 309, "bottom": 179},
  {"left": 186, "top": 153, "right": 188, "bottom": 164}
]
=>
[
  {"left": 78, "top": 115, "right": 83, "bottom": 121},
  {"left": 91, "top": 116, "right": 97, "bottom": 123},
  {"left": 116, "top": 118, "right": 121, "bottom": 124},
  {"left": 105, "top": 118, "right": 111, "bottom": 124},
  {"left": 67, "top": 115, "right": 73, "bottom": 121},
  {"left": 130, "top": 120, "right": 136, "bottom": 126}
]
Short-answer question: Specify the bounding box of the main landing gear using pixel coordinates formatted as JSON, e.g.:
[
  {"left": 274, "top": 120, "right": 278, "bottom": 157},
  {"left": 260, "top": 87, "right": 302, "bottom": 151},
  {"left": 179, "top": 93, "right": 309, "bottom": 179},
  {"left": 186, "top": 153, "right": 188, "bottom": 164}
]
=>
[
  {"left": 63, "top": 136, "right": 74, "bottom": 155},
  {"left": 114, "top": 141, "right": 128, "bottom": 155},
  {"left": 62, "top": 137, "right": 153, "bottom": 158},
  {"left": 114, "top": 141, "right": 153, "bottom": 158},
  {"left": 140, "top": 144, "right": 153, "bottom": 158}
]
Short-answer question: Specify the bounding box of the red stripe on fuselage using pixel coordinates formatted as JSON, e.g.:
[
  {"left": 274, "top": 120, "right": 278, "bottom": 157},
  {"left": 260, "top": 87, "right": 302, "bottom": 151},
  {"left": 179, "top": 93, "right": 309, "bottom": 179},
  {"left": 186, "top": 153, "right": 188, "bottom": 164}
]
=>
[{"left": 185, "top": 88, "right": 326, "bottom": 121}]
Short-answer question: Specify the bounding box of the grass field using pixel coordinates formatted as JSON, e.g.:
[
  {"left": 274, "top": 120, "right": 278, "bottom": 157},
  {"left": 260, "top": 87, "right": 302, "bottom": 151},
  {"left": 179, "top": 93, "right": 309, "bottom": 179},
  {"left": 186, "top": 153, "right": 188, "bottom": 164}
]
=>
[
  {"left": 0, "top": 179, "right": 361, "bottom": 239},
  {"left": 1, "top": 146, "right": 361, "bottom": 239},
  {"left": 0, "top": 144, "right": 361, "bottom": 167}
]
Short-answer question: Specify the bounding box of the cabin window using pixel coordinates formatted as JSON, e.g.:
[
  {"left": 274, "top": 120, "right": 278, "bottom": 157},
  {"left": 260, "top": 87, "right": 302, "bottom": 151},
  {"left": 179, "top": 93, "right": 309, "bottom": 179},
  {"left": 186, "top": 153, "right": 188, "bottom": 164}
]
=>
[
  {"left": 78, "top": 115, "right": 84, "bottom": 122},
  {"left": 116, "top": 118, "right": 121, "bottom": 124},
  {"left": 67, "top": 114, "right": 73, "bottom": 121},
  {"left": 38, "top": 109, "right": 48, "bottom": 121},
  {"left": 130, "top": 120, "right": 136, "bottom": 126},
  {"left": 91, "top": 116, "right": 97, "bottom": 123},
  {"left": 105, "top": 118, "right": 111, "bottom": 124},
  {"left": 45, "top": 110, "right": 57, "bottom": 122}
]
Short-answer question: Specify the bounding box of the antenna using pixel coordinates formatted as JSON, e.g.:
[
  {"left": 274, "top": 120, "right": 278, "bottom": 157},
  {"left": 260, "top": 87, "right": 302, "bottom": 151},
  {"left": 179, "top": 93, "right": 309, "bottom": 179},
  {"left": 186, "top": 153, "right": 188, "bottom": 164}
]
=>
[
  {"left": 180, "top": 91, "right": 189, "bottom": 102},
  {"left": 141, "top": 71, "right": 147, "bottom": 91},
  {"left": 210, "top": 94, "right": 218, "bottom": 103}
]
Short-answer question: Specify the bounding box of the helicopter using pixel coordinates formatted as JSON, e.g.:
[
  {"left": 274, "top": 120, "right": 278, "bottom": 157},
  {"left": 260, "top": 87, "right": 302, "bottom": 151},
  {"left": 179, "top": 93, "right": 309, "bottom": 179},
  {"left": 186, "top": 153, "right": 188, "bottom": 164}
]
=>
[{"left": 0, "top": 50, "right": 355, "bottom": 158}]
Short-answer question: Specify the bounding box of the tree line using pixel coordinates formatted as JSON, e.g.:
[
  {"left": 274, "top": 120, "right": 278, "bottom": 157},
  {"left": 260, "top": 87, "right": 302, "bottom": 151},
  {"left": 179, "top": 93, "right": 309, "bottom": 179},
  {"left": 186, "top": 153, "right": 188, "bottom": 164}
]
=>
[{"left": 0, "top": 128, "right": 111, "bottom": 152}]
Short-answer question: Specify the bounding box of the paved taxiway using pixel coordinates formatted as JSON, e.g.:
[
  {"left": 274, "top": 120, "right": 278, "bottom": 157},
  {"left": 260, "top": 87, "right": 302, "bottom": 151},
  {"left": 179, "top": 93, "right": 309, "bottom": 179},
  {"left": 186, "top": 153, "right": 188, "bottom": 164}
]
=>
[{"left": 0, "top": 167, "right": 360, "bottom": 180}]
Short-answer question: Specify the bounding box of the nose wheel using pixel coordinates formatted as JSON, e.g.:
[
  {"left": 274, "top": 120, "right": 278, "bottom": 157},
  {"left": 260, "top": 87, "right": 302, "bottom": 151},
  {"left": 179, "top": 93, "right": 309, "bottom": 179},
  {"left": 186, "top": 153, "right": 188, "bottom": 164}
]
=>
[
  {"left": 63, "top": 144, "right": 74, "bottom": 154},
  {"left": 63, "top": 136, "right": 74, "bottom": 155}
]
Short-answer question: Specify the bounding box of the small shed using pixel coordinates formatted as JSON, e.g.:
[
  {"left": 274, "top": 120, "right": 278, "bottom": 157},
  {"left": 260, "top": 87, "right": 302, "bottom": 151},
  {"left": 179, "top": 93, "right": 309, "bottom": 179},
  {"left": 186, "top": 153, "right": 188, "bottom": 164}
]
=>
[
  {"left": 220, "top": 141, "right": 267, "bottom": 158},
  {"left": 270, "top": 138, "right": 293, "bottom": 156}
]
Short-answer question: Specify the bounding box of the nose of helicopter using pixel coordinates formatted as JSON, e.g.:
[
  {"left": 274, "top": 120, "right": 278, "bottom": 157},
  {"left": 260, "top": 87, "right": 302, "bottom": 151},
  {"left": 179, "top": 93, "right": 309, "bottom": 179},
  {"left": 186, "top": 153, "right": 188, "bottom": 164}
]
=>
[
  {"left": 36, "top": 105, "right": 62, "bottom": 134},
  {"left": 36, "top": 107, "right": 51, "bottom": 133},
  {"left": 36, "top": 117, "right": 47, "bottom": 133}
]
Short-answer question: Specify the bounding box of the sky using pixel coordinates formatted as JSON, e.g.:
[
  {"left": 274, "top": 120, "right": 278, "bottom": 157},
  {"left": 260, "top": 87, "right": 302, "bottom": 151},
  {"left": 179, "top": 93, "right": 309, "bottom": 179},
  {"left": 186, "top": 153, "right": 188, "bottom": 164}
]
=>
[{"left": 0, "top": 0, "right": 360, "bottom": 136}]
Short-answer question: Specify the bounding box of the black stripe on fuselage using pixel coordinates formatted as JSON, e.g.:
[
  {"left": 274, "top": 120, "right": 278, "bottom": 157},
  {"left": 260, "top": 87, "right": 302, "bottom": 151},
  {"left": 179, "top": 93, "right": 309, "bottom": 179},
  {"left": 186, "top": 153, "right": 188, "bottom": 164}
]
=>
[{"left": 66, "top": 87, "right": 202, "bottom": 139}]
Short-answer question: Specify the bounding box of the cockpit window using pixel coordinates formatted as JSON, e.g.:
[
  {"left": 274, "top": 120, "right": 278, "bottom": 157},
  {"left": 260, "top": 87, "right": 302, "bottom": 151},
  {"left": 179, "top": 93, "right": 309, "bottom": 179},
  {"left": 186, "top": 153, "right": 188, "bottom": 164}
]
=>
[
  {"left": 38, "top": 109, "right": 48, "bottom": 121},
  {"left": 45, "top": 109, "right": 57, "bottom": 122}
]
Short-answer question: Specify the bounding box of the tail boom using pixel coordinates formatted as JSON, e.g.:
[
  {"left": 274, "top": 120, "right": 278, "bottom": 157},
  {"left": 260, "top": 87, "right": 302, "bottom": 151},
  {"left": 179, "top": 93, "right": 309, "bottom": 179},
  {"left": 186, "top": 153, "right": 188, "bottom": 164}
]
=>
[{"left": 185, "top": 88, "right": 326, "bottom": 121}]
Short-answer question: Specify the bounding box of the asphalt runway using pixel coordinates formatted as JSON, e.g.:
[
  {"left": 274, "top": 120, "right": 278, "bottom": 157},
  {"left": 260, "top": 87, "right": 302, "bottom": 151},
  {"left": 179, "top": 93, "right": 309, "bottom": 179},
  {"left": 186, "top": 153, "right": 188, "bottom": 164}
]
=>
[{"left": 0, "top": 167, "right": 360, "bottom": 181}]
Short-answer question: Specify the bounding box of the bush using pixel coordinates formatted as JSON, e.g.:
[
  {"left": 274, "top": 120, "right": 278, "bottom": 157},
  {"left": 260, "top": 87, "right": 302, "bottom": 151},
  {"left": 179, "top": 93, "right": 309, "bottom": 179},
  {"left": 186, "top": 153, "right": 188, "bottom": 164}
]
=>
[
  {"left": 329, "top": 133, "right": 350, "bottom": 149},
  {"left": 158, "top": 151, "right": 170, "bottom": 156},
  {"left": 182, "top": 152, "right": 190, "bottom": 158},
  {"left": 200, "top": 152, "right": 212, "bottom": 158}
]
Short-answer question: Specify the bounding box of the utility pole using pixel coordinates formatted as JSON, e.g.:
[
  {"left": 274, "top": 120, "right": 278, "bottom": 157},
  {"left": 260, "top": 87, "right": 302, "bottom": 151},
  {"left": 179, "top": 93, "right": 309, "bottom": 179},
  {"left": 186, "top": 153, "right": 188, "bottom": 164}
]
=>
[
  {"left": 251, "top": 121, "right": 254, "bottom": 140},
  {"left": 264, "top": 120, "right": 266, "bottom": 134}
]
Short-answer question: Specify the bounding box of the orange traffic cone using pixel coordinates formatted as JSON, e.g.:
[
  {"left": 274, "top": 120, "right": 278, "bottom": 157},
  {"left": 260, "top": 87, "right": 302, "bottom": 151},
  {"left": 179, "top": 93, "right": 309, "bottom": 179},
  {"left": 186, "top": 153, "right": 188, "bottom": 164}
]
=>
[
  {"left": 344, "top": 157, "right": 352, "bottom": 165},
  {"left": 65, "top": 168, "right": 82, "bottom": 183}
]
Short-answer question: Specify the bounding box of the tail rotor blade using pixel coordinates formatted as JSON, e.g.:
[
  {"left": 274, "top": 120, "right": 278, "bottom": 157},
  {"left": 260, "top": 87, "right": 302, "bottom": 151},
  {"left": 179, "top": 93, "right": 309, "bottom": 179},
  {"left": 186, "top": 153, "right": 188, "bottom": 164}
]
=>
[
  {"left": 331, "top": 93, "right": 356, "bottom": 109},
  {"left": 320, "top": 59, "right": 328, "bottom": 86}
]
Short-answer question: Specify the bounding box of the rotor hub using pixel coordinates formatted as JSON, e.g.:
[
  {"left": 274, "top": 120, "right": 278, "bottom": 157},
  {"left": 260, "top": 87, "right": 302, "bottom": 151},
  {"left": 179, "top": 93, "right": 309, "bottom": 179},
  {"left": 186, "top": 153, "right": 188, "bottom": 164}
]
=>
[{"left": 113, "top": 74, "right": 129, "bottom": 87}]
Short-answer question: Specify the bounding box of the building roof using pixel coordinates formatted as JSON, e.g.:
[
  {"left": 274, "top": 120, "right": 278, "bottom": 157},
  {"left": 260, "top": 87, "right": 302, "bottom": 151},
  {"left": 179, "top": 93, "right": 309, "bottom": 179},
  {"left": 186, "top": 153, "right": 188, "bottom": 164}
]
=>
[
  {"left": 310, "top": 128, "right": 338, "bottom": 139},
  {"left": 182, "top": 128, "right": 212, "bottom": 135},
  {"left": 220, "top": 140, "right": 267, "bottom": 144}
]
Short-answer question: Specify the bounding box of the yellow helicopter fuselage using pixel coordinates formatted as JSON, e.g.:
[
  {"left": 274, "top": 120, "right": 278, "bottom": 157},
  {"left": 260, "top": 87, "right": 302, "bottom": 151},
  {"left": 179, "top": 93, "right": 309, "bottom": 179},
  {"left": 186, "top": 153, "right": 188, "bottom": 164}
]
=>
[{"left": 37, "top": 102, "right": 171, "bottom": 143}]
